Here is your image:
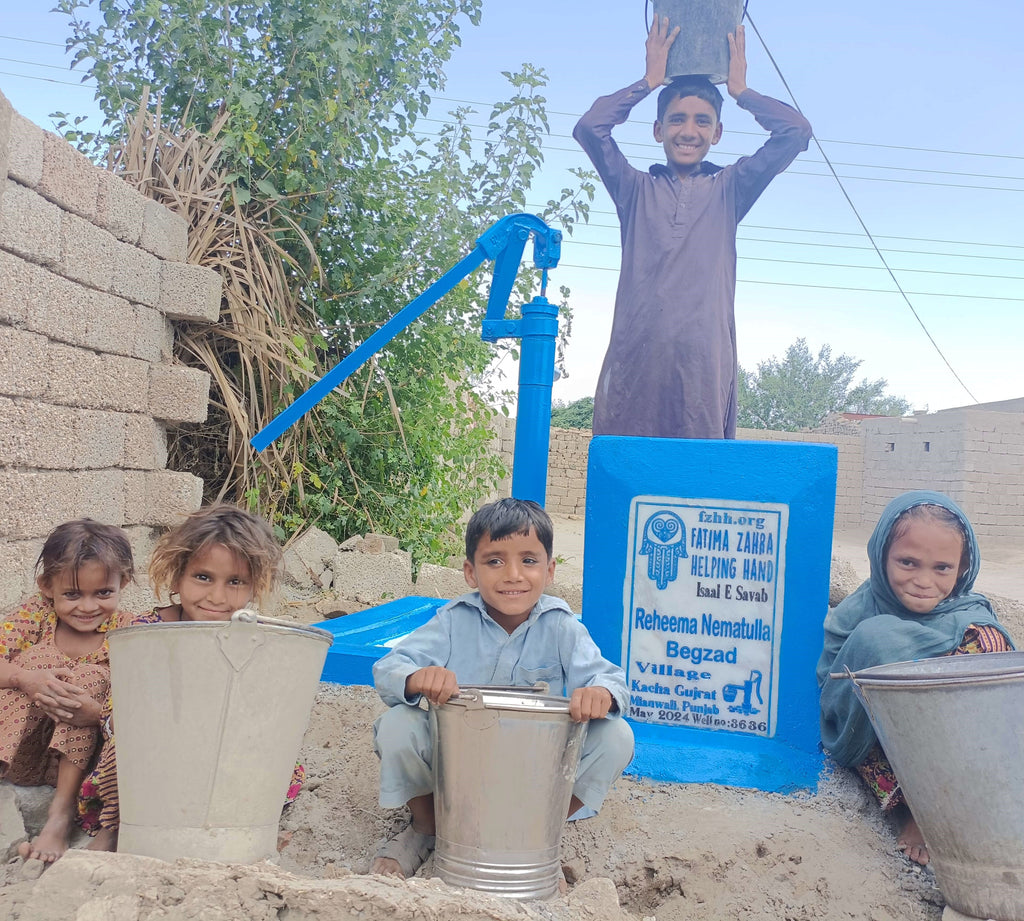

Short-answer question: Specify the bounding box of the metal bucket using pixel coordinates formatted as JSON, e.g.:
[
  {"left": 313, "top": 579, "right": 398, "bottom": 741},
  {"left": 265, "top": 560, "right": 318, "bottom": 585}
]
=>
[
  {"left": 109, "top": 610, "right": 332, "bottom": 863},
  {"left": 838, "top": 652, "right": 1024, "bottom": 921},
  {"left": 430, "top": 685, "right": 587, "bottom": 899},
  {"left": 651, "top": 0, "right": 744, "bottom": 84}
]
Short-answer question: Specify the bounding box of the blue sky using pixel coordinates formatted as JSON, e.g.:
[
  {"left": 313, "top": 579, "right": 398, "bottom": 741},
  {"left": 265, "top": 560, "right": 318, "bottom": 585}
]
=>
[{"left": 3, "top": 1, "right": 1023, "bottom": 413}]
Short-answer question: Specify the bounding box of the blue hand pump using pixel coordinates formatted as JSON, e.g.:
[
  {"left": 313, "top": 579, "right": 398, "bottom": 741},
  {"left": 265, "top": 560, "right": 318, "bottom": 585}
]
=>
[{"left": 250, "top": 213, "right": 562, "bottom": 505}]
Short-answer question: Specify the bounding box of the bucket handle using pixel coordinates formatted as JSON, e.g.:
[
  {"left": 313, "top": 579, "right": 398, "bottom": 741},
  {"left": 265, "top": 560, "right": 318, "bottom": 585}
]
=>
[
  {"left": 828, "top": 666, "right": 857, "bottom": 682},
  {"left": 451, "top": 681, "right": 551, "bottom": 708},
  {"left": 231, "top": 608, "right": 334, "bottom": 642},
  {"left": 449, "top": 682, "right": 552, "bottom": 728},
  {"left": 231, "top": 609, "right": 299, "bottom": 630},
  {"left": 215, "top": 609, "right": 267, "bottom": 673}
]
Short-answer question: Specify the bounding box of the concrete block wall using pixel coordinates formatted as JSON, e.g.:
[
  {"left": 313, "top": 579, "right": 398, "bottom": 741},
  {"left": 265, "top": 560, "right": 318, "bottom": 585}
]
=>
[
  {"left": 860, "top": 410, "right": 1024, "bottom": 542},
  {"left": 0, "top": 90, "right": 222, "bottom": 609},
  {"left": 737, "top": 428, "right": 864, "bottom": 530},
  {"left": 492, "top": 408, "right": 1022, "bottom": 543},
  {"left": 492, "top": 418, "right": 863, "bottom": 526},
  {"left": 960, "top": 411, "right": 1024, "bottom": 539},
  {"left": 545, "top": 426, "right": 591, "bottom": 516}
]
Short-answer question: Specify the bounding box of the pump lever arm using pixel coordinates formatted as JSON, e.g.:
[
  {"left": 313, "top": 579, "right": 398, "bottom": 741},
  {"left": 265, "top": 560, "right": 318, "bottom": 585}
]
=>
[{"left": 250, "top": 213, "right": 560, "bottom": 452}]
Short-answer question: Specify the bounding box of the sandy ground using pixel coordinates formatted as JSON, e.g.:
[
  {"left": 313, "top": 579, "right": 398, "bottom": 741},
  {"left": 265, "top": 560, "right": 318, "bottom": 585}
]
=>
[{"left": 2, "top": 514, "right": 1022, "bottom": 920}]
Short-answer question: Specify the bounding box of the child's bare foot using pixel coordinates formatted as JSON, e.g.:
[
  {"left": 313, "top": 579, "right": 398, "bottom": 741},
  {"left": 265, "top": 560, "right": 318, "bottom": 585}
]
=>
[
  {"left": 16, "top": 812, "right": 72, "bottom": 863},
  {"left": 370, "top": 826, "right": 435, "bottom": 878},
  {"left": 84, "top": 827, "right": 118, "bottom": 852},
  {"left": 897, "top": 812, "right": 930, "bottom": 866}
]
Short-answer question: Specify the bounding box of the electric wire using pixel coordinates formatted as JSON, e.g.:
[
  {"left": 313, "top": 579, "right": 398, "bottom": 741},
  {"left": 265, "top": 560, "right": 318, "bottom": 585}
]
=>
[
  {"left": 0, "top": 69, "right": 90, "bottom": 87},
  {"left": 417, "top": 115, "right": 1024, "bottom": 184},
  {"left": 551, "top": 264, "right": 1024, "bottom": 302},
  {"left": 536, "top": 213, "right": 1024, "bottom": 262},
  {"left": 431, "top": 96, "right": 1024, "bottom": 163},
  {"left": 0, "top": 34, "right": 64, "bottom": 47},
  {"left": 743, "top": 10, "right": 978, "bottom": 402},
  {"left": 412, "top": 122, "right": 1024, "bottom": 194},
  {"left": 553, "top": 237, "right": 1024, "bottom": 282},
  {"left": 0, "top": 30, "right": 1015, "bottom": 388}
]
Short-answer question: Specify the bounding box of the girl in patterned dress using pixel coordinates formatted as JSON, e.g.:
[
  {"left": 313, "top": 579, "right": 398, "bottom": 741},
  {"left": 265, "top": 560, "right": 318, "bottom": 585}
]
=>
[
  {"left": 0, "top": 520, "right": 135, "bottom": 863},
  {"left": 817, "top": 491, "right": 1015, "bottom": 867},
  {"left": 78, "top": 503, "right": 294, "bottom": 852}
]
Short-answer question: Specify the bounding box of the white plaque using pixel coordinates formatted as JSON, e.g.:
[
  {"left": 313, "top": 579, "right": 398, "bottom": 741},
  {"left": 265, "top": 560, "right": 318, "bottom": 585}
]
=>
[{"left": 622, "top": 496, "right": 788, "bottom": 737}]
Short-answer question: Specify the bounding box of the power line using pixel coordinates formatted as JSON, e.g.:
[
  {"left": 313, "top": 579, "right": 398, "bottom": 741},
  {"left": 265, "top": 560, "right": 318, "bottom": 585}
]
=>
[
  {"left": 553, "top": 263, "right": 1024, "bottom": 302},
  {"left": 414, "top": 126, "right": 1024, "bottom": 195},
  {"left": 556, "top": 236, "right": 1024, "bottom": 282},
  {"left": 432, "top": 95, "right": 1024, "bottom": 163},
  {"left": 541, "top": 213, "right": 1024, "bottom": 259},
  {"left": 0, "top": 55, "right": 74, "bottom": 72},
  {"left": 418, "top": 115, "right": 1024, "bottom": 184},
  {"left": 0, "top": 69, "right": 90, "bottom": 87},
  {"left": 741, "top": 223, "right": 1024, "bottom": 252},
  {"left": 0, "top": 34, "right": 65, "bottom": 48}
]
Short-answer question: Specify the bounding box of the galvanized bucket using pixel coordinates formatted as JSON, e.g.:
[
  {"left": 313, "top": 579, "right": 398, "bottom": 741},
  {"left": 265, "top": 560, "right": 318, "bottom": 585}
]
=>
[
  {"left": 837, "top": 652, "right": 1024, "bottom": 921},
  {"left": 110, "top": 610, "right": 332, "bottom": 863},
  {"left": 651, "top": 0, "right": 745, "bottom": 84},
  {"left": 430, "top": 685, "right": 587, "bottom": 899}
]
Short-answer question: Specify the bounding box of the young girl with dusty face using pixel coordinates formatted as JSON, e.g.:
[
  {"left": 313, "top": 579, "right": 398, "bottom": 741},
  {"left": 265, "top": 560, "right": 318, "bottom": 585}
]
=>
[
  {"left": 43, "top": 561, "right": 130, "bottom": 656},
  {"left": 820, "top": 496, "right": 1002, "bottom": 870},
  {"left": 884, "top": 507, "right": 967, "bottom": 615},
  {"left": 79, "top": 504, "right": 284, "bottom": 855},
  {"left": 2, "top": 520, "right": 135, "bottom": 864},
  {"left": 148, "top": 504, "right": 281, "bottom": 623},
  {"left": 171, "top": 542, "right": 255, "bottom": 621}
]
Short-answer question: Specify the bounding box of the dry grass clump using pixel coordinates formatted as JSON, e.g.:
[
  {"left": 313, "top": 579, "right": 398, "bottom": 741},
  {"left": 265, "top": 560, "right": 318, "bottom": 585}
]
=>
[{"left": 108, "top": 91, "right": 327, "bottom": 516}]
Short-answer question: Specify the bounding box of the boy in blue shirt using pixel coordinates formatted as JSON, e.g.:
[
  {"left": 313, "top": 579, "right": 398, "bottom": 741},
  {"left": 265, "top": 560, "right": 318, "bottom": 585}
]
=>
[{"left": 370, "top": 498, "right": 634, "bottom": 878}]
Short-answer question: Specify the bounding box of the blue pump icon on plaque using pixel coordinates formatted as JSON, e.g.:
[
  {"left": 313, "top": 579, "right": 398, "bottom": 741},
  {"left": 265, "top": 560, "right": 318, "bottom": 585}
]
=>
[{"left": 623, "top": 496, "right": 788, "bottom": 738}]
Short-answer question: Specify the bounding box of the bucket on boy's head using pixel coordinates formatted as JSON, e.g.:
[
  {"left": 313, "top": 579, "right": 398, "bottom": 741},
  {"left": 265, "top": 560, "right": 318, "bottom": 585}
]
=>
[
  {"left": 430, "top": 685, "right": 586, "bottom": 900},
  {"left": 110, "top": 611, "right": 332, "bottom": 864},
  {"left": 651, "top": 0, "right": 745, "bottom": 84},
  {"left": 838, "top": 652, "right": 1024, "bottom": 921}
]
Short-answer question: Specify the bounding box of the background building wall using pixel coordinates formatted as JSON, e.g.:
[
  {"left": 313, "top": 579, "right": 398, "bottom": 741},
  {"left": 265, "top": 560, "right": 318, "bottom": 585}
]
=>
[
  {"left": 860, "top": 410, "right": 1024, "bottom": 539},
  {"left": 0, "top": 90, "right": 222, "bottom": 609},
  {"left": 494, "top": 408, "right": 1023, "bottom": 543}
]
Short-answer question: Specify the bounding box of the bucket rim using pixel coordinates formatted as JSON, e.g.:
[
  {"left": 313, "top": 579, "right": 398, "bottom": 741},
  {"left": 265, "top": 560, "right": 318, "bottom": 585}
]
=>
[
  {"left": 435, "top": 686, "right": 572, "bottom": 714},
  {"left": 832, "top": 650, "right": 1024, "bottom": 686},
  {"left": 108, "top": 619, "right": 334, "bottom": 644}
]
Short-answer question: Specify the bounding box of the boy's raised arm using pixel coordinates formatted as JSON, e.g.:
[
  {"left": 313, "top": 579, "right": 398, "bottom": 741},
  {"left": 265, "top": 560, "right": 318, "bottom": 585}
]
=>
[
  {"left": 726, "top": 24, "right": 749, "bottom": 100},
  {"left": 645, "top": 15, "right": 680, "bottom": 90}
]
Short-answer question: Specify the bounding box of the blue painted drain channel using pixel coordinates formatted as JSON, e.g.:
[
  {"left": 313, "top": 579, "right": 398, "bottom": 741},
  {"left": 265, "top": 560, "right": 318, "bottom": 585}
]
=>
[{"left": 316, "top": 596, "right": 447, "bottom": 687}]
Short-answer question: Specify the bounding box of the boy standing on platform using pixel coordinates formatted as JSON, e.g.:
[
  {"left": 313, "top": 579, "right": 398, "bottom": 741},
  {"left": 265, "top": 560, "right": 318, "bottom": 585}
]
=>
[{"left": 574, "top": 19, "right": 812, "bottom": 439}]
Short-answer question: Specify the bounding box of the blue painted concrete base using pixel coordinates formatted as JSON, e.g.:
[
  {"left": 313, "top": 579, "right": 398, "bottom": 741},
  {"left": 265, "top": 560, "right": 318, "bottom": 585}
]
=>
[
  {"left": 584, "top": 437, "right": 838, "bottom": 794},
  {"left": 317, "top": 596, "right": 447, "bottom": 687},
  {"left": 627, "top": 723, "right": 824, "bottom": 794}
]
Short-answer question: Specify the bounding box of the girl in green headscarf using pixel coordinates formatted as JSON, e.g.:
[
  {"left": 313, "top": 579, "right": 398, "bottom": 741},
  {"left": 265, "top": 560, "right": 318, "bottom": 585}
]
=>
[{"left": 817, "top": 490, "right": 1014, "bottom": 866}]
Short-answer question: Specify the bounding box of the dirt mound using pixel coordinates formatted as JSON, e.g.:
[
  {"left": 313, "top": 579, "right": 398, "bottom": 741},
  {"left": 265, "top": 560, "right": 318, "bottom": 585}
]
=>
[{"left": 1, "top": 683, "right": 946, "bottom": 921}]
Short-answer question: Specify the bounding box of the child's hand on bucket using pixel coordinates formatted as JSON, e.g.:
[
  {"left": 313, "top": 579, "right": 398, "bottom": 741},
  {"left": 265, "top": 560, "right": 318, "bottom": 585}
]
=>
[
  {"left": 570, "top": 686, "right": 614, "bottom": 722},
  {"left": 406, "top": 666, "right": 459, "bottom": 706}
]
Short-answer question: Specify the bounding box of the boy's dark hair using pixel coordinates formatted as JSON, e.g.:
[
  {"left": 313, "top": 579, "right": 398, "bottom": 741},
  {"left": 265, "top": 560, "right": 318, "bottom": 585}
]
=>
[
  {"left": 465, "top": 498, "right": 554, "bottom": 561},
  {"left": 36, "top": 519, "right": 135, "bottom": 590},
  {"left": 657, "top": 77, "right": 724, "bottom": 122}
]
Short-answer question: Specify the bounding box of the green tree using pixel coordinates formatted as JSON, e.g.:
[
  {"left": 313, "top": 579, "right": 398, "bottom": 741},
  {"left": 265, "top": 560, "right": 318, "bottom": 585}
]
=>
[
  {"left": 550, "top": 396, "right": 594, "bottom": 429},
  {"left": 57, "top": 0, "right": 594, "bottom": 563},
  {"left": 737, "top": 338, "right": 910, "bottom": 431}
]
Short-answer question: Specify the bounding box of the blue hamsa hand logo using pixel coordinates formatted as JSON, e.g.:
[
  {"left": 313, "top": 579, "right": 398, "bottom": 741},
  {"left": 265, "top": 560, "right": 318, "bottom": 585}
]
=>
[{"left": 639, "top": 510, "right": 687, "bottom": 590}]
